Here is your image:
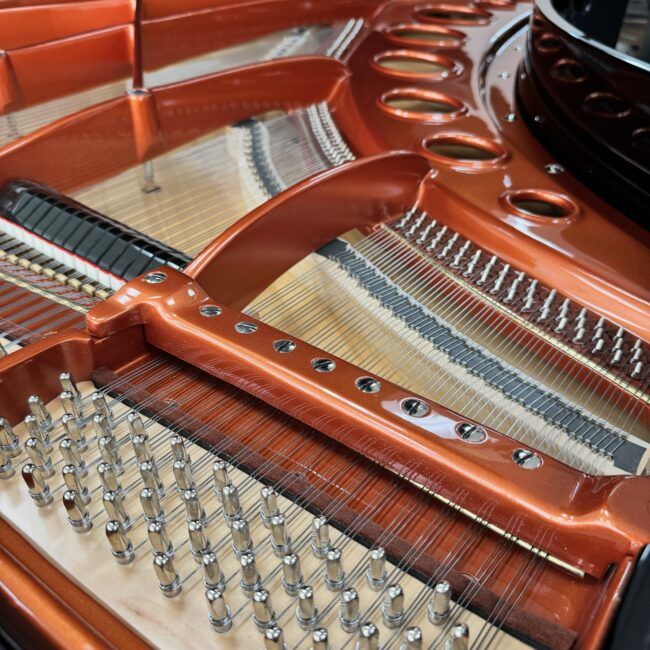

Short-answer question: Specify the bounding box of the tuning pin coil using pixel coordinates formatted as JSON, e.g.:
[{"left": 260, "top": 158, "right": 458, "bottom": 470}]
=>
[
  {"left": 106, "top": 520, "right": 134, "bottom": 564},
  {"left": 231, "top": 517, "right": 253, "bottom": 557},
  {"left": 63, "top": 489, "right": 92, "bottom": 533},
  {"left": 22, "top": 463, "right": 52, "bottom": 506},
  {"left": 206, "top": 587, "right": 232, "bottom": 633},
  {"left": 339, "top": 588, "right": 361, "bottom": 633},
  {"left": 252, "top": 588, "right": 277, "bottom": 631},
  {"left": 281, "top": 553, "right": 303, "bottom": 596},
  {"left": 239, "top": 551, "right": 262, "bottom": 596},
  {"left": 153, "top": 553, "right": 181, "bottom": 597},
  {"left": 382, "top": 584, "right": 405, "bottom": 629},
  {"left": 296, "top": 584, "right": 319, "bottom": 630}
]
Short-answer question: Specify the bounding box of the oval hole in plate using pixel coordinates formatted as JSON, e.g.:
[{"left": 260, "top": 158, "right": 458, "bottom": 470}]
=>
[
  {"left": 416, "top": 3, "right": 492, "bottom": 24},
  {"left": 381, "top": 89, "right": 466, "bottom": 122},
  {"left": 583, "top": 92, "right": 631, "bottom": 118},
  {"left": 550, "top": 59, "right": 587, "bottom": 83},
  {"left": 502, "top": 190, "right": 579, "bottom": 220},
  {"left": 386, "top": 23, "right": 465, "bottom": 48},
  {"left": 424, "top": 133, "right": 507, "bottom": 166},
  {"left": 374, "top": 50, "right": 459, "bottom": 79}
]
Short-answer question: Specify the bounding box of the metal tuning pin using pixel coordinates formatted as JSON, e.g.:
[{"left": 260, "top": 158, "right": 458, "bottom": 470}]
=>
[
  {"left": 97, "top": 432, "right": 123, "bottom": 474},
  {"left": 252, "top": 588, "right": 277, "bottom": 631},
  {"left": 103, "top": 490, "right": 131, "bottom": 528},
  {"left": 97, "top": 462, "right": 123, "bottom": 494},
  {"left": 311, "top": 515, "right": 331, "bottom": 559},
  {"left": 182, "top": 487, "right": 206, "bottom": 522},
  {"left": 231, "top": 517, "right": 253, "bottom": 557},
  {"left": 382, "top": 584, "right": 405, "bottom": 628},
  {"left": 356, "top": 621, "right": 379, "bottom": 650},
  {"left": 25, "top": 438, "right": 54, "bottom": 479},
  {"left": 401, "top": 626, "right": 423, "bottom": 650},
  {"left": 339, "top": 587, "right": 361, "bottom": 632},
  {"left": 188, "top": 518, "right": 211, "bottom": 560},
  {"left": 0, "top": 446, "right": 15, "bottom": 479},
  {"left": 60, "top": 391, "right": 83, "bottom": 426},
  {"left": 148, "top": 520, "right": 174, "bottom": 558},
  {"left": 170, "top": 434, "right": 188, "bottom": 462},
  {"left": 59, "top": 372, "right": 81, "bottom": 404},
  {"left": 445, "top": 623, "right": 469, "bottom": 650},
  {"left": 325, "top": 547, "right": 345, "bottom": 591},
  {"left": 140, "top": 487, "right": 165, "bottom": 522},
  {"left": 270, "top": 513, "right": 291, "bottom": 557},
  {"left": 59, "top": 438, "right": 87, "bottom": 476},
  {"left": 264, "top": 626, "right": 286, "bottom": 649},
  {"left": 221, "top": 482, "right": 242, "bottom": 523},
  {"left": 0, "top": 417, "right": 20, "bottom": 458},
  {"left": 367, "top": 547, "right": 387, "bottom": 590},
  {"left": 91, "top": 392, "right": 113, "bottom": 422},
  {"left": 153, "top": 554, "right": 181, "bottom": 597},
  {"left": 139, "top": 459, "right": 163, "bottom": 494},
  {"left": 428, "top": 580, "right": 451, "bottom": 625},
  {"left": 62, "top": 413, "right": 87, "bottom": 450},
  {"left": 202, "top": 551, "right": 225, "bottom": 590},
  {"left": 62, "top": 465, "right": 90, "bottom": 505},
  {"left": 28, "top": 395, "right": 52, "bottom": 432},
  {"left": 259, "top": 485, "right": 280, "bottom": 527},
  {"left": 281, "top": 553, "right": 303, "bottom": 596},
  {"left": 22, "top": 463, "right": 52, "bottom": 506},
  {"left": 239, "top": 551, "right": 262, "bottom": 596},
  {"left": 63, "top": 489, "right": 92, "bottom": 533},
  {"left": 130, "top": 418, "right": 152, "bottom": 464},
  {"left": 106, "top": 520, "right": 134, "bottom": 564},
  {"left": 296, "top": 584, "right": 319, "bottom": 630},
  {"left": 24, "top": 414, "right": 51, "bottom": 453},
  {"left": 206, "top": 587, "right": 232, "bottom": 633},
  {"left": 311, "top": 628, "right": 329, "bottom": 650},
  {"left": 212, "top": 460, "right": 229, "bottom": 498},
  {"left": 173, "top": 458, "right": 195, "bottom": 491}
]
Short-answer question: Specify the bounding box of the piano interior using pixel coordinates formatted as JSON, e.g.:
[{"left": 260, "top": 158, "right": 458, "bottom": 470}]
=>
[{"left": 0, "top": 1, "right": 648, "bottom": 649}]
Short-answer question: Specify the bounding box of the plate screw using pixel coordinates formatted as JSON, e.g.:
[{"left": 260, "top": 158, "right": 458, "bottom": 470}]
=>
[
  {"left": 235, "top": 322, "right": 258, "bottom": 334},
  {"left": 312, "top": 358, "right": 336, "bottom": 373},
  {"left": 199, "top": 305, "right": 222, "bottom": 317},
  {"left": 273, "top": 339, "right": 296, "bottom": 353},
  {"left": 512, "top": 448, "right": 542, "bottom": 470},
  {"left": 144, "top": 271, "right": 166, "bottom": 284},
  {"left": 356, "top": 377, "right": 381, "bottom": 393}
]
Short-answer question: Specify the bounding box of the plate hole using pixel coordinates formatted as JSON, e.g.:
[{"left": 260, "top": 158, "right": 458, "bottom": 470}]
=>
[
  {"left": 375, "top": 51, "right": 457, "bottom": 77},
  {"left": 503, "top": 190, "right": 578, "bottom": 219},
  {"left": 416, "top": 4, "right": 491, "bottom": 24},
  {"left": 381, "top": 89, "right": 465, "bottom": 122},
  {"left": 536, "top": 34, "right": 563, "bottom": 53},
  {"left": 583, "top": 92, "right": 631, "bottom": 118},
  {"left": 386, "top": 24, "right": 465, "bottom": 47},
  {"left": 512, "top": 199, "right": 568, "bottom": 218},
  {"left": 550, "top": 59, "right": 587, "bottom": 83},
  {"left": 424, "top": 134, "right": 507, "bottom": 165}
]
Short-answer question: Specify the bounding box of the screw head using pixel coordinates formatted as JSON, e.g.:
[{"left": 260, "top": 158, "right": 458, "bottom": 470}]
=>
[
  {"left": 144, "top": 271, "right": 166, "bottom": 284},
  {"left": 456, "top": 422, "right": 487, "bottom": 443},
  {"left": 504, "top": 112, "right": 517, "bottom": 122},
  {"left": 512, "top": 448, "right": 543, "bottom": 469},
  {"left": 199, "top": 305, "right": 222, "bottom": 317},
  {"left": 235, "top": 322, "right": 257, "bottom": 334},
  {"left": 355, "top": 377, "right": 381, "bottom": 394},
  {"left": 545, "top": 162, "right": 565, "bottom": 174},
  {"left": 273, "top": 339, "right": 296, "bottom": 353},
  {"left": 312, "top": 358, "right": 336, "bottom": 373},
  {"left": 401, "top": 398, "right": 430, "bottom": 418},
  {"left": 498, "top": 71, "right": 510, "bottom": 79}
]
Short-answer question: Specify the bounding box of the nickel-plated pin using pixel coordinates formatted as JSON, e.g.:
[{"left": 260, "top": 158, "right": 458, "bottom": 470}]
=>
[
  {"left": 62, "top": 464, "right": 90, "bottom": 505},
  {"left": 24, "top": 414, "right": 51, "bottom": 453},
  {"left": 325, "top": 547, "right": 345, "bottom": 591},
  {"left": 140, "top": 487, "right": 165, "bottom": 522},
  {"left": 188, "top": 518, "right": 211, "bottom": 560},
  {"left": 264, "top": 626, "right": 287, "bottom": 649},
  {"left": 445, "top": 623, "right": 469, "bottom": 650},
  {"left": 139, "top": 460, "right": 163, "bottom": 494},
  {"left": 239, "top": 551, "right": 262, "bottom": 596},
  {"left": 22, "top": 463, "right": 52, "bottom": 506},
  {"left": 173, "top": 459, "right": 194, "bottom": 491},
  {"left": 401, "top": 626, "right": 423, "bottom": 649},
  {"left": 148, "top": 520, "right": 174, "bottom": 557},
  {"left": 62, "top": 413, "right": 87, "bottom": 450},
  {"left": 28, "top": 395, "right": 52, "bottom": 431},
  {"left": 463, "top": 250, "right": 482, "bottom": 277},
  {"left": 0, "top": 417, "right": 20, "bottom": 458},
  {"left": 93, "top": 412, "right": 112, "bottom": 439},
  {"left": 63, "top": 489, "right": 92, "bottom": 533},
  {"left": 202, "top": 551, "right": 225, "bottom": 590},
  {"left": 169, "top": 434, "right": 188, "bottom": 462},
  {"left": 127, "top": 411, "right": 146, "bottom": 439},
  {"left": 231, "top": 517, "right": 253, "bottom": 557},
  {"left": 91, "top": 392, "right": 113, "bottom": 422},
  {"left": 222, "top": 482, "right": 242, "bottom": 523},
  {"left": 97, "top": 462, "right": 123, "bottom": 494},
  {"left": 59, "top": 438, "right": 86, "bottom": 476},
  {"left": 282, "top": 553, "right": 303, "bottom": 596},
  {"left": 296, "top": 584, "right": 319, "bottom": 630},
  {"left": 106, "top": 520, "right": 134, "bottom": 564},
  {"left": 312, "top": 628, "right": 329, "bottom": 650},
  {"left": 25, "top": 437, "right": 54, "bottom": 479},
  {"left": 98, "top": 434, "right": 122, "bottom": 473},
  {"left": 367, "top": 547, "right": 387, "bottom": 590},
  {"left": 206, "top": 587, "right": 232, "bottom": 633},
  {"left": 339, "top": 587, "right": 361, "bottom": 632},
  {"left": 153, "top": 553, "right": 181, "bottom": 597},
  {"left": 428, "top": 580, "right": 451, "bottom": 625},
  {"left": 212, "top": 460, "right": 229, "bottom": 497},
  {"left": 0, "top": 446, "right": 14, "bottom": 479},
  {"left": 60, "top": 391, "right": 83, "bottom": 426},
  {"left": 356, "top": 621, "right": 379, "bottom": 650},
  {"left": 130, "top": 429, "right": 152, "bottom": 465},
  {"left": 182, "top": 487, "right": 206, "bottom": 522},
  {"left": 59, "top": 372, "right": 81, "bottom": 408},
  {"left": 252, "top": 588, "right": 277, "bottom": 631},
  {"left": 103, "top": 490, "right": 130, "bottom": 529},
  {"left": 311, "top": 516, "right": 331, "bottom": 559},
  {"left": 382, "top": 584, "right": 405, "bottom": 628},
  {"left": 260, "top": 485, "right": 280, "bottom": 527},
  {"left": 270, "top": 513, "right": 291, "bottom": 557}
]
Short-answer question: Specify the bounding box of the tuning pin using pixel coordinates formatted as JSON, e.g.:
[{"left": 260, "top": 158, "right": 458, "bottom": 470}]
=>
[
  {"left": 366, "top": 547, "right": 387, "bottom": 590},
  {"left": 631, "top": 361, "right": 643, "bottom": 379},
  {"left": 356, "top": 621, "right": 379, "bottom": 650},
  {"left": 127, "top": 411, "right": 146, "bottom": 440},
  {"left": 281, "top": 553, "right": 303, "bottom": 596},
  {"left": 0, "top": 417, "right": 20, "bottom": 458},
  {"left": 382, "top": 584, "right": 405, "bottom": 628},
  {"left": 202, "top": 551, "right": 225, "bottom": 590},
  {"left": 325, "top": 547, "right": 345, "bottom": 591},
  {"left": 60, "top": 391, "right": 83, "bottom": 426},
  {"left": 428, "top": 580, "right": 451, "bottom": 625},
  {"left": 401, "top": 626, "right": 423, "bottom": 649},
  {"left": 103, "top": 490, "right": 130, "bottom": 529},
  {"left": 463, "top": 249, "right": 482, "bottom": 277},
  {"left": 490, "top": 263, "right": 510, "bottom": 294},
  {"left": 173, "top": 459, "right": 195, "bottom": 491},
  {"left": 60, "top": 372, "right": 81, "bottom": 402},
  {"left": 28, "top": 395, "right": 52, "bottom": 431},
  {"left": 24, "top": 414, "right": 51, "bottom": 453},
  {"left": 252, "top": 588, "right": 277, "bottom": 631},
  {"left": 139, "top": 460, "right": 163, "bottom": 494},
  {"left": 222, "top": 483, "right": 242, "bottom": 523},
  {"left": 339, "top": 587, "right": 361, "bottom": 632},
  {"left": 0, "top": 446, "right": 15, "bottom": 479},
  {"left": 230, "top": 517, "right": 253, "bottom": 557},
  {"left": 260, "top": 485, "right": 280, "bottom": 527},
  {"left": 212, "top": 460, "right": 229, "bottom": 498},
  {"left": 270, "top": 513, "right": 291, "bottom": 557},
  {"left": 98, "top": 435, "right": 123, "bottom": 474},
  {"left": 446, "top": 623, "right": 469, "bottom": 650},
  {"left": 62, "top": 413, "right": 87, "bottom": 450},
  {"left": 295, "top": 584, "right": 319, "bottom": 630},
  {"left": 63, "top": 489, "right": 92, "bottom": 533},
  {"left": 181, "top": 487, "right": 206, "bottom": 523},
  {"left": 130, "top": 429, "right": 152, "bottom": 465},
  {"left": 239, "top": 551, "right": 262, "bottom": 596},
  {"left": 206, "top": 587, "right": 232, "bottom": 633},
  {"left": 62, "top": 464, "right": 90, "bottom": 505},
  {"left": 140, "top": 487, "right": 165, "bottom": 522},
  {"left": 188, "top": 518, "right": 211, "bottom": 560},
  {"left": 522, "top": 279, "right": 538, "bottom": 311},
  {"left": 93, "top": 412, "right": 112, "bottom": 439},
  {"left": 22, "top": 463, "right": 52, "bottom": 506},
  {"left": 106, "top": 520, "right": 135, "bottom": 564},
  {"left": 91, "top": 392, "right": 113, "bottom": 422},
  {"left": 59, "top": 437, "right": 87, "bottom": 477},
  {"left": 264, "top": 626, "right": 286, "bottom": 649},
  {"left": 148, "top": 520, "right": 174, "bottom": 558},
  {"left": 25, "top": 437, "right": 54, "bottom": 479},
  {"left": 153, "top": 553, "right": 181, "bottom": 597},
  {"left": 97, "top": 462, "right": 123, "bottom": 495},
  {"left": 311, "top": 515, "right": 331, "bottom": 559}
]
